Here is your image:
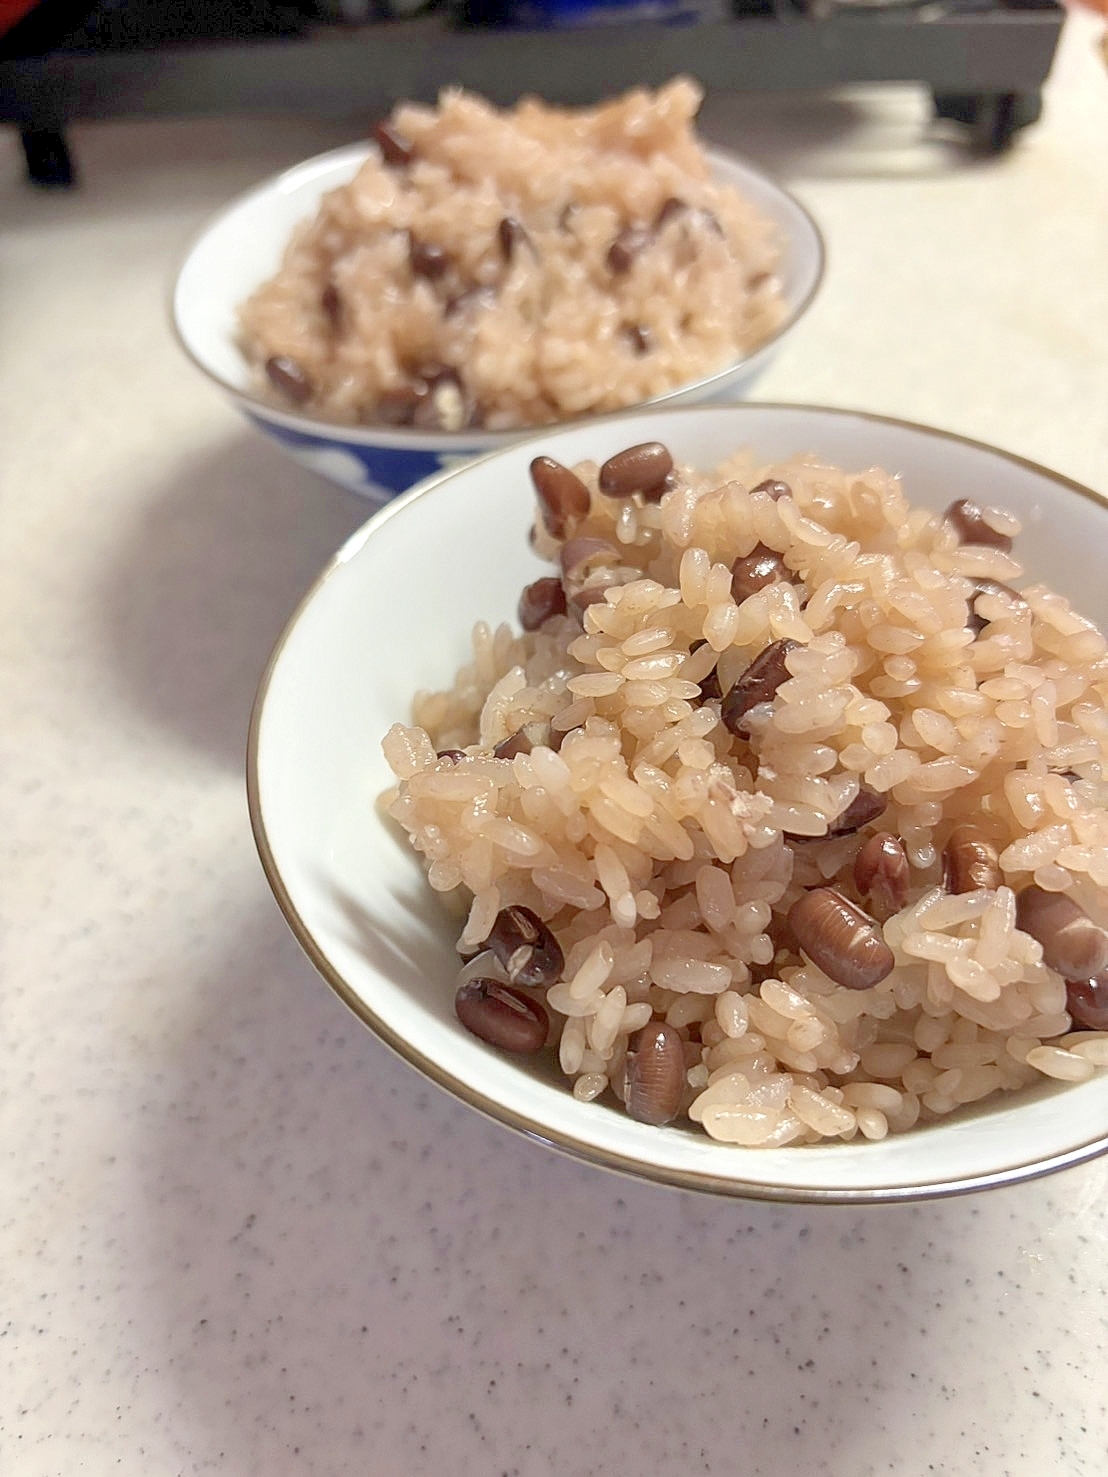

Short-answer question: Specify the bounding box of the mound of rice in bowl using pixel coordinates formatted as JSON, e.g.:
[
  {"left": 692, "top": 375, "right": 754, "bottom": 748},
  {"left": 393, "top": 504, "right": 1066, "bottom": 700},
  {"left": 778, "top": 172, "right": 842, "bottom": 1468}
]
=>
[
  {"left": 382, "top": 441, "right": 1108, "bottom": 1146},
  {"left": 238, "top": 80, "right": 785, "bottom": 431}
]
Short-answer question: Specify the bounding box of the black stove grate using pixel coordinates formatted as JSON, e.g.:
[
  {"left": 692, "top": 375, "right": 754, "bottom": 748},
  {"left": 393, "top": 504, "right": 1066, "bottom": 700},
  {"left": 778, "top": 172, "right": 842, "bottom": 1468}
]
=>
[{"left": 1, "top": 0, "right": 1066, "bottom": 185}]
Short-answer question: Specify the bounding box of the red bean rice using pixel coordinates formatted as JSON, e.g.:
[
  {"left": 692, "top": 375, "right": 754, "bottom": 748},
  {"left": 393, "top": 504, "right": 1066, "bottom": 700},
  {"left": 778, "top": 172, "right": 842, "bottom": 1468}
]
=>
[{"left": 383, "top": 445, "right": 1108, "bottom": 1144}]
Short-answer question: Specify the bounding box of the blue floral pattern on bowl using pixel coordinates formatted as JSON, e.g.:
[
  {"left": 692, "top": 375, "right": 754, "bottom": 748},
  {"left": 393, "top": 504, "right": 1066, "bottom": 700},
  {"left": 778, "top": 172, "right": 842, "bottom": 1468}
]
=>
[{"left": 251, "top": 417, "right": 458, "bottom": 501}]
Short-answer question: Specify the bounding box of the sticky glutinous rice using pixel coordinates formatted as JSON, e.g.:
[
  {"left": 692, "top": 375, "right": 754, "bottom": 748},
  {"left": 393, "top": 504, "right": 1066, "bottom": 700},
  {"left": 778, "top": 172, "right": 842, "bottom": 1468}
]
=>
[
  {"left": 238, "top": 80, "right": 785, "bottom": 431},
  {"left": 382, "top": 443, "right": 1108, "bottom": 1146}
]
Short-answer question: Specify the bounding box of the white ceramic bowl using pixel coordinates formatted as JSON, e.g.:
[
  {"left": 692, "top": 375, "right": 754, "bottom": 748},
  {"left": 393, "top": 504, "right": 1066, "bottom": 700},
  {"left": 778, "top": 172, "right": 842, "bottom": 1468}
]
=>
[
  {"left": 172, "top": 142, "right": 823, "bottom": 502},
  {"left": 248, "top": 403, "right": 1108, "bottom": 1201}
]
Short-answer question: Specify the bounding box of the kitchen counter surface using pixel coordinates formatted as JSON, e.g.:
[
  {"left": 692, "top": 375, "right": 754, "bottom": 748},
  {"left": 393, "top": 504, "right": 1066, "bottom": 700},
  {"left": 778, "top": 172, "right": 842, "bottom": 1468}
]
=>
[{"left": 3, "top": 11, "right": 1107, "bottom": 1474}]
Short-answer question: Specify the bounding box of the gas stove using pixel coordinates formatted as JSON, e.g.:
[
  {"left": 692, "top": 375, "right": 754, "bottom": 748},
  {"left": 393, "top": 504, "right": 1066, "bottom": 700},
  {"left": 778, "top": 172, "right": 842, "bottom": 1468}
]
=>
[{"left": 1, "top": 0, "right": 1066, "bottom": 185}]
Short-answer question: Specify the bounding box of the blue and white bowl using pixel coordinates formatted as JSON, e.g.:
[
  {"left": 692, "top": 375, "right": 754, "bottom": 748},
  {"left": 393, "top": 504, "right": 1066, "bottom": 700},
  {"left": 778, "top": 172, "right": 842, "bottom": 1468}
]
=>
[{"left": 172, "top": 140, "right": 824, "bottom": 503}]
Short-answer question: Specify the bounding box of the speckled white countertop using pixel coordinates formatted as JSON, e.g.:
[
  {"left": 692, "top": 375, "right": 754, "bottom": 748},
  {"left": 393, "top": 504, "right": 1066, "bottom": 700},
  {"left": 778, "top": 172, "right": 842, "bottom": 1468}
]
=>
[{"left": 3, "top": 11, "right": 1108, "bottom": 1473}]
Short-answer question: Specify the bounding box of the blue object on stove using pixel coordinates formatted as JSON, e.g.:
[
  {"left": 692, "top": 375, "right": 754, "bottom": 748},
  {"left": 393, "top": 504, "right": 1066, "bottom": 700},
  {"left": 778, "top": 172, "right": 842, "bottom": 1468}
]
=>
[{"left": 495, "top": 0, "right": 721, "bottom": 27}]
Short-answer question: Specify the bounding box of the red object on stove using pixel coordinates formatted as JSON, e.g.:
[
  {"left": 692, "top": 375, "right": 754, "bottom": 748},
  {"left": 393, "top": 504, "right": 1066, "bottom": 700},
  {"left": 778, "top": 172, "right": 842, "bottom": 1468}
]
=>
[{"left": 0, "top": 0, "right": 42, "bottom": 37}]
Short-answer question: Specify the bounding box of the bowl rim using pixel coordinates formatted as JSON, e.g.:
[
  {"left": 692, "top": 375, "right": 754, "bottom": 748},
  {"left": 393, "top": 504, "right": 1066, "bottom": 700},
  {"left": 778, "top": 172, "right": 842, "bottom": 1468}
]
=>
[
  {"left": 247, "top": 401, "right": 1108, "bottom": 1203},
  {"left": 170, "top": 138, "right": 826, "bottom": 449}
]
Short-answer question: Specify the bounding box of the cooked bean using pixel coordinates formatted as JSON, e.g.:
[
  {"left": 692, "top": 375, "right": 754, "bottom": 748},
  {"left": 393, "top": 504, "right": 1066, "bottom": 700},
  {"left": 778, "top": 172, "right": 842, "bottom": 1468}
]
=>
[
  {"left": 559, "top": 536, "right": 620, "bottom": 584},
  {"left": 625, "top": 324, "right": 653, "bottom": 355},
  {"left": 560, "top": 548, "right": 636, "bottom": 620},
  {"left": 530, "top": 456, "right": 591, "bottom": 540},
  {"left": 412, "top": 369, "right": 468, "bottom": 431},
  {"left": 750, "top": 478, "right": 791, "bottom": 500},
  {"left": 492, "top": 729, "right": 528, "bottom": 761},
  {"left": 690, "top": 641, "right": 721, "bottom": 702},
  {"left": 519, "top": 576, "right": 567, "bottom": 631},
  {"left": 1065, "top": 973, "right": 1108, "bottom": 1031},
  {"left": 607, "top": 225, "right": 652, "bottom": 275},
  {"left": 623, "top": 1022, "right": 686, "bottom": 1125},
  {"left": 321, "top": 282, "right": 342, "bottom": 328},
  {"left": 966, "top": 578, "right": 1027, "bottom": 636},
  {"left": 408, "top": 233, "right": 449, "bottom": 281},
  {"left": 721, "top": 639, "right": 798, "bottom": 738},
  {"left": 789, "top": 888, "right": 895, "bottom": 991},
  {"left": 654, "top": 196, "right": 722, "bottom": 237},
  {"left": 644, "top": 475, "right": 678, "bottom": 505},
  {"left": 698, "top": 668, "right": 722, "bottom": 702},
  {"left": 264, "top": 355, "right": 312, "bottom": 405},
  {"left": 455, "top": 978, "right": 549, "bottom": 1054},
  {"left": 945, "top": 498, "right": 1013, "bottom": 552},
  {"left": 598, "top": 442, "right": 674, "bottom": 500},
  {"left": 567, "top": 584, "right": 616, "bottom": 621},
  {"left": 376, "top": 384, "right": 425, "bottom": 426},
  {"left": 373, "top": 120, "right": 414, "bottom": 167},
  {"left": 1016, "top": 886, "right": 1108, "bottom": 979},
  {"left": 730, "top": 543, "right": 789, "bottom": 603},
  {"left": 497, "top": 215, "right": 533, "bottom": 263},
  {"left": 830, "top": 785, "right": 888, "bottom": 838},
  {"left": 492, "top": 730, "right": 525, "bottom": 761},
  {"left": 854, "top": 833, "right": 910, "bottom": 916},
  {"left": 943, "top": 824, "right": 1001, "bottom": 893},
  {"left": 436, "top": 748, "right": 466, "bottom": 762},
  {"left": 485, "top": 905, "right": 564, "bottom": 987},
  {"left": 765, "top": 910, "right": 800, "bottom": 969},
  {"left": 493, "top": 721, "right": 551, "bottom": 760},
  {"left": 786, "top": 785, "right": 886, "bottom": 844}
]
